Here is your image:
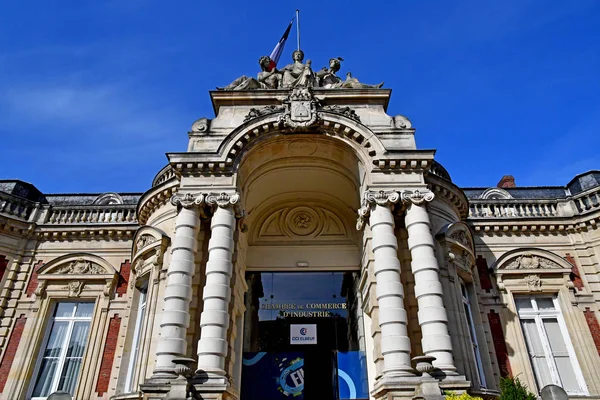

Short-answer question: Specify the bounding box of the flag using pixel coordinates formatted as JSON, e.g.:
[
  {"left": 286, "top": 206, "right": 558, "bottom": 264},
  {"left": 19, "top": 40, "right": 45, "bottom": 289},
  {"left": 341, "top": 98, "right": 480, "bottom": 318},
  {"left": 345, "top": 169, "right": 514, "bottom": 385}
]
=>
[{"left": 268, "top": 19, "right": 293, "bottom": 71}]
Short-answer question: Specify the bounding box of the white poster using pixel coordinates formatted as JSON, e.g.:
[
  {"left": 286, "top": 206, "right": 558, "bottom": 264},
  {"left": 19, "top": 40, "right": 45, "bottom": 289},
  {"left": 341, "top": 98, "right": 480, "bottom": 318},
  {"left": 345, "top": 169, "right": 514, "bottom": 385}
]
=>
[{"left": 290, "top": 324, "right": 317, "bottom": 345}]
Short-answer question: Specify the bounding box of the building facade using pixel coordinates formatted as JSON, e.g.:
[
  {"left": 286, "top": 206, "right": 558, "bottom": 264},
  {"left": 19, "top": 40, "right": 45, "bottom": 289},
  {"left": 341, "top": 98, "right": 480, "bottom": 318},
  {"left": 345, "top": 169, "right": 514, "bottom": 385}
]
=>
[{"left": 1, "top": 57, "right": 600, "bottom": 400}]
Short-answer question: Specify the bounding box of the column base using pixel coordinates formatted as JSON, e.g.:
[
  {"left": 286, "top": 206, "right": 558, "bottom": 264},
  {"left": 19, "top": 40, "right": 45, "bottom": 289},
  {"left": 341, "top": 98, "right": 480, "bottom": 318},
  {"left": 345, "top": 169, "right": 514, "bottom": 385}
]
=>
[
  {"left": 383, "top": 366, "right": 417, "bottom": 378},
  {"left": 372, "top": 375, "right": 423, "bottom": 400},
  {"left": 372, "top": 374, "right": 471, "bottom": 400},
  {"left": 191, "top": 381, "right": 238, "bottom": 400},
  {"left": 193, "top": 367, "right": 228, "bottom": 385},
  {"left": 150, "top": 368, "right": 179, "bottom": 380},
  {"left": 139, "top": 379, "right": 172, "bottom": 400},
  {"left": 431, "top": 364, "right": 459, "bottom": 377}
]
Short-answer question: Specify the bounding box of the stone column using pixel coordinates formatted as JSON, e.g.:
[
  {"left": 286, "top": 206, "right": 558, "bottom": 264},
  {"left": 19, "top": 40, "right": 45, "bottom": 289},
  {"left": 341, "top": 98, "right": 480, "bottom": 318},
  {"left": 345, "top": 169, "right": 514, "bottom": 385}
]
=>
[
  {"left": 402, "top": 189, "right": 457, "bottom": 375},
  {"left": 196, "top": 192, "right": 243, "bottom": 384},
  {"left": 153, "top": 193, "right": 203, "bottom": 378},
  {"left": 357, "top": 190, "right": 414, "bottom": 377}
]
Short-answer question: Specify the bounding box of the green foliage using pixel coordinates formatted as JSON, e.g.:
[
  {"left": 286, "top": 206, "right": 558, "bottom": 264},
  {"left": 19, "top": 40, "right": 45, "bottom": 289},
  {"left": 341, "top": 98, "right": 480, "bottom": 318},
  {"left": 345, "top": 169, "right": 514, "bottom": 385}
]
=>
[
  {"left": 445, "top": 392, "right": 483, "bottom": 400},
  {"left": 499, "top": 376, "right": 537, "bottom": 400}
]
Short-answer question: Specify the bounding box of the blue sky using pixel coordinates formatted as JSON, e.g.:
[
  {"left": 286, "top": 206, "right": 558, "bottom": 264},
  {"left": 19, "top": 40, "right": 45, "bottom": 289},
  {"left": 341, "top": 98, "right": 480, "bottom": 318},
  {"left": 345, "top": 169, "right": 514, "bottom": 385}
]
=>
[{"left": 1, "top": 1, "right": 599, "bottom": 193}]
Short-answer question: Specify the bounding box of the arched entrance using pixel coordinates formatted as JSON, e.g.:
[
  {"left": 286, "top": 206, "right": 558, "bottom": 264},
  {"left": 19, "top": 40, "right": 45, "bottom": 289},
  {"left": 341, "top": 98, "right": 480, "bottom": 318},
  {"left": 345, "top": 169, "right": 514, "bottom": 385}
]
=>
[{"left": 236, "top": 135, "right": 369, "bottom": 400}]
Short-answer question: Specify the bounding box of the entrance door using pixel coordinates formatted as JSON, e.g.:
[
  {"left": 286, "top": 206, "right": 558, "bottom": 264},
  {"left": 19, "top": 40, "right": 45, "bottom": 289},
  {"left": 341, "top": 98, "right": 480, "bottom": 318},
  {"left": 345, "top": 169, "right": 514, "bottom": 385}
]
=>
[{"left": 241, "top": 272, "right": 368, "bottom": 400}]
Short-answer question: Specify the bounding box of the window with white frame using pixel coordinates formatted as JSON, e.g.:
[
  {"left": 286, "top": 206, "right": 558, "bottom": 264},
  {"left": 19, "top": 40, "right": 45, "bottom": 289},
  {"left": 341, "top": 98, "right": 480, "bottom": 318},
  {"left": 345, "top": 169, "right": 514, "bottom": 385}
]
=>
[
  {"left": 30, "top": 302, "right": 94, "bottom": 399},
  {"left": 516, "top": 296, "right": 587, "bottom": 395},
  {"left": 460, "top": 280, "right": 487, "bottom": 388},
  {"left": 124, "top": 284, "right": 148, "bottom": 392}
]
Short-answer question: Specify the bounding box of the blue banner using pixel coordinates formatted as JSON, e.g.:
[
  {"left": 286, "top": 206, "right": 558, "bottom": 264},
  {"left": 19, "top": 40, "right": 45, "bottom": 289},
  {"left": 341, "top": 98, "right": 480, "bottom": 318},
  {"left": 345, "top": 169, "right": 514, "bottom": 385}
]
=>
[
  {"left": 337, "top": 351, "right": 369, "bottom": 400},
  {"left": 242, "top": 352, "right": 305, "bottom": 400}
]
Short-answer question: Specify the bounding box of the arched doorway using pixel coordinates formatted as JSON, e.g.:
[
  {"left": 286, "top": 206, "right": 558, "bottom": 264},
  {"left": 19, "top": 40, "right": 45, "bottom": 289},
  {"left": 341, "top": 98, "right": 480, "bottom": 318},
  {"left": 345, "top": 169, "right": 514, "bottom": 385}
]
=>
[{"left": 236, "top": 135, "right": 369, "bottom": 400}]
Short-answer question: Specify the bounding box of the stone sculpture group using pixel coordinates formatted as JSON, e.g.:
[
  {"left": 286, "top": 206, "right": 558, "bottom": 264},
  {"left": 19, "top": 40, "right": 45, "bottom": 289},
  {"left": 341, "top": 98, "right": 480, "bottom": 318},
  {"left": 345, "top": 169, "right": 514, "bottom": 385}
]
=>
[{"left": 219, "top": 50, "right": 383, "bottom": 90}]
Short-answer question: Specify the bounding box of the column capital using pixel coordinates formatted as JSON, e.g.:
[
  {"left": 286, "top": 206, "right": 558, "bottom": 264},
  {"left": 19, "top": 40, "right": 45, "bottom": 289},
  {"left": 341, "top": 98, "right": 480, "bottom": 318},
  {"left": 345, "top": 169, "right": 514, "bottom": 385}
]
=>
[
  {"left": 401, "top": 189, "right": 435, "bottom": 206},
  {"left": 171, "top": 192, "right": 205, "bottom": 209},
  {"left": 356, "top": 190, "right": 401, "bottom": 230},
  {"left": 205, "top": 192, "right": 244, "bottom": 218}
]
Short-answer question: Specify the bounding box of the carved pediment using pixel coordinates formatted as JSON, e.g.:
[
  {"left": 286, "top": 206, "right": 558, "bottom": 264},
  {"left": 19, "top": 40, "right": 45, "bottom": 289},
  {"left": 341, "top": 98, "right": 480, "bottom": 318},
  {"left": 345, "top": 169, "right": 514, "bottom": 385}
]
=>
[
  {"left": 136, "top": 234, "right": 158, "bottom": 250},
  {"left": 54, "top": 258, "right": 107, "bottom": 275},
  {"left": 504, "top": 254, "right": 561, "bottom": 270},
  {"left": 437, "top": 222, "right": 474, "bottom": 254},
  {"left": 251, "top": 204, "right": 354, "bottom": 245},
  {"left": 449, "top": 230, "right": 470, "bottom": 248}
]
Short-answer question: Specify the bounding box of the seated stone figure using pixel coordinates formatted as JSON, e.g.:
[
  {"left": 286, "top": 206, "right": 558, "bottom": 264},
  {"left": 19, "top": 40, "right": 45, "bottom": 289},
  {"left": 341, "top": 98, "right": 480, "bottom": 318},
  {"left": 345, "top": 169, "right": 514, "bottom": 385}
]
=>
[
  {"left": 281, "top": 50, "right": 316, "bottom": 88},
  {"left": 316, "top": 57, "right": 383, "bottom": 89},
  {"left": 316, "top": 57, "right": 344, "bottom": 88},
  {"left": 219, "top": 56, "right": 282, "bottom": 90}
]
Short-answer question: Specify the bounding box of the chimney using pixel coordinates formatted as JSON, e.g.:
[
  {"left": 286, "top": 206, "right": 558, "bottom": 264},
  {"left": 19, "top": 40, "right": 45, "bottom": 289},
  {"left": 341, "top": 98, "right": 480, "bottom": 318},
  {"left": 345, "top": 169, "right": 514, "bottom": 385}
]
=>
[{"left": 497, "top": 175, "right": 516, "bottom": 188}]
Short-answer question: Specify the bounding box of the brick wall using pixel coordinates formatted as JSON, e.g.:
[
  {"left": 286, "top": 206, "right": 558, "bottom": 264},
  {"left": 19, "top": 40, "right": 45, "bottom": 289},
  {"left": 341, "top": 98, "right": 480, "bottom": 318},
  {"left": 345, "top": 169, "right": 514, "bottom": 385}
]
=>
[
  {"left": 116, "top": 260, "right": 131, "bottom": 297},
  {"left": 488, "top": 310, "right": 512, "bottom": 377},
  {"left": 96, "top": 314, "right": 121, "bottom": 396},
  {"left": 25, "top": 260, "right": 44, "bottom": 297},
  {"left": 0, "top": 315, "right": 27, "bottom": 392},
  {"left": 584, "top": 308, "right": 600, "bottom": 356},
  {"left": 565, "top": 253, "right": 584, "bottom": 291},
  {"left": 476, "top": 255, "right": 493, "bottom": 292}
]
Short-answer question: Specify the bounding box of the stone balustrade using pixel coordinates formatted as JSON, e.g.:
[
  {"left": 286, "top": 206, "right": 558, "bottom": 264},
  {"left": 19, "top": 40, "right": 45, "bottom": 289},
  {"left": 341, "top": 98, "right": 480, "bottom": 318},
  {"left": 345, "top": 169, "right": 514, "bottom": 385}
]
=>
[
  {"left": 45, "top": 205, "right": 137, "bottom": 224},
  {"left": 469, "top": 200, "right": 560, "bottom": 218},
  {"left": 572, "top": 188, "right": 600, "bottom": 213},
  {"left": 0, "top": 192, "right": 37, "bottom": 221},
  {"left": 469, "top": 186, "right": 600, "bottom": 219}
]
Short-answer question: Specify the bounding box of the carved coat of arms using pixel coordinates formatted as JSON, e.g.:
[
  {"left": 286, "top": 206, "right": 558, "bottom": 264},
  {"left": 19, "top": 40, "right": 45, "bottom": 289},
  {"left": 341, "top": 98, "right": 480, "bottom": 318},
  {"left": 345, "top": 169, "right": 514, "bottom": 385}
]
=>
[{"left": 281, "top": 88, "right": 318, "bottom": 129}]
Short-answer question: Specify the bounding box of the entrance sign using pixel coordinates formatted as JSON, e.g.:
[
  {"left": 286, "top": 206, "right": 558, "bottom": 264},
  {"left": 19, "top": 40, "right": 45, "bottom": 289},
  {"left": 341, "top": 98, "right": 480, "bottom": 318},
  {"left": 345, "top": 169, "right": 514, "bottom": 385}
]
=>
[{"left": 290, "top": 324, "right": 317, "bottom": 344}]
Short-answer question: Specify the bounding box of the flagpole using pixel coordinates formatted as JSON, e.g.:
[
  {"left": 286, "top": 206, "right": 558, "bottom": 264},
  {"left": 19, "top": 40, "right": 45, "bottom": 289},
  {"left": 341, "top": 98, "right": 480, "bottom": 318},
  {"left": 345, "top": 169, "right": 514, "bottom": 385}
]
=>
[{"left": 296, "top": 9, "right": 300, "bottom": 51}]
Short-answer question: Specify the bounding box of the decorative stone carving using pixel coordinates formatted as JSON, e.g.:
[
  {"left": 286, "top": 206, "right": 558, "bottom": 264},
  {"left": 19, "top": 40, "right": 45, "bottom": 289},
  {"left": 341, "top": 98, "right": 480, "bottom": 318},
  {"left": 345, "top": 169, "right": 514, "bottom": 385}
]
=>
[
  {"left": 191, "top": 117, "right": 210, "bottom": 133},
  {"left": 292, "top": 212, "right": 312, "bottom": 229},
  {"left": 244, "top": 105, "right": 286, "bottom": 122},
  {"left": 93, "top": 192, "right": 123, "bottom": 205},
  {"left": 35, "top": 280, "right": 47, "bottom": 297},
  {"left": 393, "top": 115, "right": 412, "bottom": 129},
  {"left": 280, "top": 87, "right": 318, "bottom": 129},
  {"left": 449, "top": 230, "right": 470, "bottom": 247},
  {"left": 320, "top": 105, "right": 361, "bottom": 122},
  {"left": 205, "top": 192, "right": 244, "bottom": 217},
  {"left": 65, "top": 281, "right": 85, "bottom": 297},
  {"left": 281, "top": 50, "right": 316, "bottom": 89},
  {"left": 287, "top": 208, "right": 317, "bottom": 237},
  {"left": 137, "top": 234, "right": 158, "bottom": 250},
  {"left": 480, "top": 187, "right": 512, "bottom": 200},
  {"left": 446, "top": 251, "right": 469, "bottom": 271},
  {"left": 219, "top": 50, "right": 384, "bottom": 90},
  {"left": 401, "top": 189, "right": 435, "bottom": 205},
  {"left": 171, "top": 193, "right": 205, "bottom": 210},
  {"left": 525, "top": 274, "right": 542, "bottom": 291},
  {"left": 243, "top": 88, "right": 364, "bottom": 127},
  {"left": 316, "top": 57, "right": 344, "bottom": 88},
  {"left": 55, "top": 258, "right": 106, "bottom": 275},
  {"left": 104, "top": 275, "right": 117, "bottom": 297},
  {"left": 254, "top": 205, "right": 350, "bottom": 243},
  {"left": 357, "top": 189, "right": 435, "bottom": 231},
  {"left": 341, "top": 72, "right": 383, "bottom": 89},
  {"left": 356, "top": 190, "right": 400, "bottom": 230},
  {"left": 505, "top": 254, "right": 561, "bottom": 270},
  {"left": 219, "top": 55, "right": 283, "bottom": 90},
  {"left": 315, "top": 57, "right": 383, "bottom": 89}
]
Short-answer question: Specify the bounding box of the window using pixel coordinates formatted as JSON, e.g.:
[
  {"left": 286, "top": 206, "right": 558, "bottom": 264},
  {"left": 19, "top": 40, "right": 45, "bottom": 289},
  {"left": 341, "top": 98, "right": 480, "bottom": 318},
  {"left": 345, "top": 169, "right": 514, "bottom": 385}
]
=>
[
  {"left": 516, "top": 296, "right": 587, "bottom": 395},
  {"left": 30, "top": 302, "right": 94, "bottom": 399},
  {"left": 124, "top": 285, "right": 147, "bottom": 392},
  {"left": 460, "top": 280, "right": 486, "bottom": 387}
]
